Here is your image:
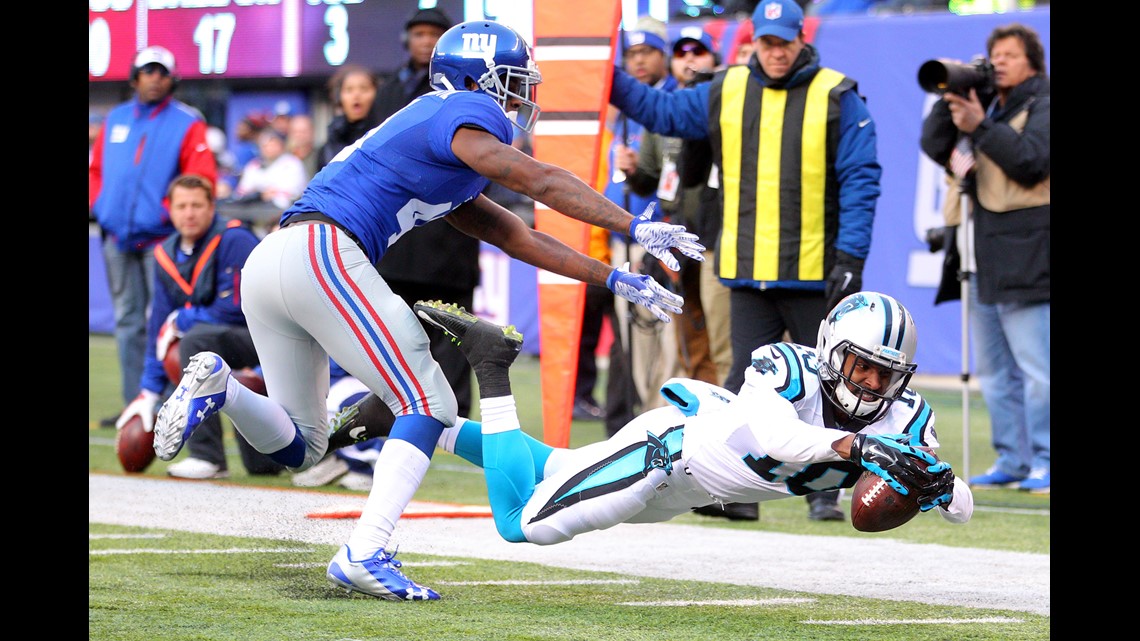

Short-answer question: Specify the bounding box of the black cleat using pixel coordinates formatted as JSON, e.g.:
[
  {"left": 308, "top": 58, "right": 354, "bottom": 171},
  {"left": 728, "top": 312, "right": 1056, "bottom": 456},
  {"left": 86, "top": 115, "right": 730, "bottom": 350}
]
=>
[
  {"left": 414, "top": 300, "right": 523, "bottom": 369},
  {"left": 326, "top": 392, "right": 396, "bottom": 452}
]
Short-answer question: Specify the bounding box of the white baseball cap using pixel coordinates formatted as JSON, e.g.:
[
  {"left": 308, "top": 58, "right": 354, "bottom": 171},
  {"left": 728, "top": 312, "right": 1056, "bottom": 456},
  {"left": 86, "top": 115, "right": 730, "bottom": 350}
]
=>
[{"left": 133, "top": 46, "right": 177, "bottom": 76}]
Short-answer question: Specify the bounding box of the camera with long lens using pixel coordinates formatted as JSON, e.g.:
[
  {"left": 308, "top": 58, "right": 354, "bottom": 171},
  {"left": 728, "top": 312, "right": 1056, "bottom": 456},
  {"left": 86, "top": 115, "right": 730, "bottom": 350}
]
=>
[{"left": 917, "top": 56, "right": 994, "bottom": 96}]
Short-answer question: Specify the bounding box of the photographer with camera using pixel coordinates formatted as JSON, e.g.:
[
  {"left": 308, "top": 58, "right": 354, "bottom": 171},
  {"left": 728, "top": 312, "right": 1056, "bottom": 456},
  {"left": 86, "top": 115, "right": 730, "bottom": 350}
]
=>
[{"left": 919, "top": 23, "right": 1050, "bottom": 494}]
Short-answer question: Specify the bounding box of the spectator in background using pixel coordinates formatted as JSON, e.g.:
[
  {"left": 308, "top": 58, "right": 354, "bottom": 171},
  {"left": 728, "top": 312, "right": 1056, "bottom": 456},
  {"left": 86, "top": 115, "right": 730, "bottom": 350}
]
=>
[
  {"left": 114, "top": 174, "right": 282, "bottom": 479},
  {"left": 88, "top": 111, "right": 104, "bottom": 165},
  {"left": 371, "top": 7, "right": 482, "bottom": 421},
  {"left": 609, "top": 0, "right": 882, "bottom": 522},
  {"left": 233, "top": 128, "right": 308, "bottom": 211},
  {"left": 621, "top": 26, "right": 728, "bottom": 389},
  {"left": 920, "top": 23, "right": 1049, "bottom": 494},
  {"left": 89, "top": 46, "right": 217, "bottom": 426},
  {"left": 206, "top": 125, "right": 237, "bottom": 200},
  {"left": 599, "top": 19, "right": 680, "bottom": 438},
  {"left": 286, "top": 113, "right": 319, "bottom": 180},
  {"left": 318, "top": 65, "right": 381, "bottom": 169},
  {"left": 732, "top": 18, "right": 755, "bottom": 64},
  {"left": 270, "top": 102, "right": 292, "bottom": 138},
  {"left": 232, "top": 114, "right": 265, "bottom": 177}
]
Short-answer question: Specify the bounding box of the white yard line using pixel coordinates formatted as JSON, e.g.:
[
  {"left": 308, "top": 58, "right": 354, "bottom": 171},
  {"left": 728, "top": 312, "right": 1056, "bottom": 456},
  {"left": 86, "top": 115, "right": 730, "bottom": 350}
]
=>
[{"left": 89, "top": 473, "right": 1049, "bottom": 616}]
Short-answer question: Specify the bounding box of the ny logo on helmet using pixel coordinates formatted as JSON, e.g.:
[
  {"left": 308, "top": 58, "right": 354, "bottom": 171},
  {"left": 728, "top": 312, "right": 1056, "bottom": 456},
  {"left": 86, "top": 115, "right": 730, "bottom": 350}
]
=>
[{"left": 461, "top": 33, "right": 498, "bottom": 55}]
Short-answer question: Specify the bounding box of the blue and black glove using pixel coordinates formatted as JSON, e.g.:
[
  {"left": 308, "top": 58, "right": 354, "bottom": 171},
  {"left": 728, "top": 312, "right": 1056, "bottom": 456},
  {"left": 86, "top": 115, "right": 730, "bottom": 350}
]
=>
[
  {"left": 847, "top": 432, "right": 939, "bottom": 496},
  {"left": 915, "top": 462, "right": 955, "bottom": 512}
]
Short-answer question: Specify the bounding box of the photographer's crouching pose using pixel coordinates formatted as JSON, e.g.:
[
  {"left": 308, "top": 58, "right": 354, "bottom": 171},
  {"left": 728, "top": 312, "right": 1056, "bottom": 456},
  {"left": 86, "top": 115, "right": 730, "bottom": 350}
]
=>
[{"left": 333, "top": 293, "right": 972, "bottom": 545}]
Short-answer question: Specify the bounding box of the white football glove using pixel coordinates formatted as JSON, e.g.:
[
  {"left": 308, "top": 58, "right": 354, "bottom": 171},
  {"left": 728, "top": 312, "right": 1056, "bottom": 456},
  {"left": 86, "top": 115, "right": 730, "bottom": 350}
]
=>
[
  {"left": 606, "top": 262, "right": 684, "bottom": 323},
  {"left": 628, "top": 203, "right": 705, "bottom": 272},
  {"left": 156, "top": 310, "right": 183, "bottom": 362},
  {"left": 115, "top": 389, "right": 161, "bottom": 433}
]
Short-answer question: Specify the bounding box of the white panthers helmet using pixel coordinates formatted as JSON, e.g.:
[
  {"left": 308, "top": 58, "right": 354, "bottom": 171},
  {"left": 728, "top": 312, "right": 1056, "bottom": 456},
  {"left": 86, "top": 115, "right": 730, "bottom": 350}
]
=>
[{"left": 816, "top": 291, "right": 917, "bottom": 426}]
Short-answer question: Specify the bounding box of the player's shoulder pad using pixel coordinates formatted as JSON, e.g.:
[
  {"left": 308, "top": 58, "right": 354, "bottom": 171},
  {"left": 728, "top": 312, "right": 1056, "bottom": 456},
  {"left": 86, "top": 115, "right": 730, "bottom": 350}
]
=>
[
  {"left": 741, "top": 342, "right": 821, "bottom": 404},
  {"left": 658, "top": 378, "right": 737, "bottom": 417}
]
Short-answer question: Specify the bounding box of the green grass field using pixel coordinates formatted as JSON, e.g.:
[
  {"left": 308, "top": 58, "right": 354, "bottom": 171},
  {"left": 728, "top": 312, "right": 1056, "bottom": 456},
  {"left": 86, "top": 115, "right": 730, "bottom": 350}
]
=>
[{"left": 89, "top": 333, "right": 1050, "bottom": 640}]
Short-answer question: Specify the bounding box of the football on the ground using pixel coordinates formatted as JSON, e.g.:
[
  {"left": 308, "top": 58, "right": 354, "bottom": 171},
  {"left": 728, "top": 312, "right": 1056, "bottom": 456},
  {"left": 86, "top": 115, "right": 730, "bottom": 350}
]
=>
[
  {"left": 232, "top": 368, "right": 267, "bottom": 395},
  {"left": 850, "top": 471, "right": 920, "bottom": 532},
  {"left": 163, "top": 338, "right": 183, "bottom": 383},
  {"left": 115, "top": 414, "right": 156, "bottom": 473}
]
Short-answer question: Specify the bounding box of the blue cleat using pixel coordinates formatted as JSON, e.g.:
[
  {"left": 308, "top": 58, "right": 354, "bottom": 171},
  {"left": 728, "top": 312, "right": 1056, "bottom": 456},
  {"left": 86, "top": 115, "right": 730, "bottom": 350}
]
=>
[
  {"left": 153, "top": 352, "right": 230, "bottom": 461},
  {"left": 967, "top": 466, "right": 1025, "bottom": 489},
  {"left": 327, "top": 544, "right": 440, "bottom": 601}
]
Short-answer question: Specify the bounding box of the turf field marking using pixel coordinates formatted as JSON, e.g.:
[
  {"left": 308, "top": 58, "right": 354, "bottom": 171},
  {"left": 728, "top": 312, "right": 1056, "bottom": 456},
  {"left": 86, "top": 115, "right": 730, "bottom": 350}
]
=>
[
  {"left": 803, "top": 617, "right": 1025, "bottom": 625},
  {"left": 89, "top": 533, "right": 167, "bottom": 540},
  {"left": 620, "top": 598, "right": 816, "bottom": 607},
  {"left": 438, "top": 579, "right": 640, "bottom": 586},
  {"left": 276, "top": 561, "right": 471, "bottom": 569},
  {"left": 90, "top": 547, "right": 315, "bottom": 556}
]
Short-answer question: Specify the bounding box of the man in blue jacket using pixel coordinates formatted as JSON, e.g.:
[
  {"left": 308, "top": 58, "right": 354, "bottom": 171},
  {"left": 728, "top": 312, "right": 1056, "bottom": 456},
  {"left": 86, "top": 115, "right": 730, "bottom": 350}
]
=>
[
  {"left": 608, "top": 0, "right": 882, "bottom": 522},
  {"left": 90, "top": 46, "right": 217, "bottom": 422},
  {"left": 115, "top": 174, "right": 280, "bottom": 480}
]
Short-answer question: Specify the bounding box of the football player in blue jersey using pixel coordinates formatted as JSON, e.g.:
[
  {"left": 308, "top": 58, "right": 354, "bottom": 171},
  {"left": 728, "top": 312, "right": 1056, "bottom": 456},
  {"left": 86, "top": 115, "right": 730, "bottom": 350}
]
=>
[
  {"left": 407, "top": 292, "right": 970, "bottom": 546},
  {"left": 151, "top": 20, "right": 704, "bottom": 602}
]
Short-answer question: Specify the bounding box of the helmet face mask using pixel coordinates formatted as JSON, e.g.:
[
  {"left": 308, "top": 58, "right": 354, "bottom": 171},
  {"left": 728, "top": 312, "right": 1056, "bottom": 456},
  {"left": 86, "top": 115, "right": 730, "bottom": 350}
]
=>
[
  {"left": 430, "top": 21, "right": 543, "bottom": 132},
  {"left": 816, "top": 292, "right": 917, "bottom": 427}
]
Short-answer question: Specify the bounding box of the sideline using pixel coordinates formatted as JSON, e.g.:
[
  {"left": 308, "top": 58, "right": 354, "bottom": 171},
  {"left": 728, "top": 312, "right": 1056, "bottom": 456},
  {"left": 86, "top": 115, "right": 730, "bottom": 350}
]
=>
[{"left": 89, "top": 474, "right": 1048, "bottom": 616}]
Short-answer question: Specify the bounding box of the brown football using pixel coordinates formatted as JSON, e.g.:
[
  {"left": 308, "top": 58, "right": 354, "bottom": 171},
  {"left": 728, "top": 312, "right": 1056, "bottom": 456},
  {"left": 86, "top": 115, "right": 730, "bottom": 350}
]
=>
[
  {"left": 163, "top": 338, "right": 183, "bottom": 383},
  {"left": 115, "top": 414, "right": 156, "bottom": 473},
  {"left": 850, "top": 471, "right": 920, "bottom": 532},
  {"left": 232, "top": 368, "right": 267, "bottom": 396}
]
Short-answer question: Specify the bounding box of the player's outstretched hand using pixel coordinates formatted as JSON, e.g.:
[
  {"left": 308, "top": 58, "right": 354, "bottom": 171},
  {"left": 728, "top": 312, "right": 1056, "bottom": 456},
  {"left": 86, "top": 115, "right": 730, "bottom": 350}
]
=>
[
  {"left": 847, "top": 432, "right": 939, "bottom": 496},
  {"left": 915, "top": 462, "right": 955, "bottom": 512},
  {"left": 629, "top": 204, "right": 705, "bottom": 272},
  {"left": 607, "top": 262, "right": 683, "bottom": 323}
]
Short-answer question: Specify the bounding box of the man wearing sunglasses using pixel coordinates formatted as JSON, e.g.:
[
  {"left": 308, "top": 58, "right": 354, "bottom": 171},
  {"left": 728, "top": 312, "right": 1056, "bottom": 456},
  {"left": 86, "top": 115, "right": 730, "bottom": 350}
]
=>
[{"left": 90, "top": 46, "right": 217, "bottom": 429}]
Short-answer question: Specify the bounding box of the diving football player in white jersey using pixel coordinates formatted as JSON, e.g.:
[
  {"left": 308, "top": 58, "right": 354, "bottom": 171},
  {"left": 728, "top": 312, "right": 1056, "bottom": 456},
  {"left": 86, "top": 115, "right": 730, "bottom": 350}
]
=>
[
  {"left": 151, "top": 20, "right": 706, "bottom": 601},
  {"left": 410, "top": 292, "right": 972, "bottom": 546}
]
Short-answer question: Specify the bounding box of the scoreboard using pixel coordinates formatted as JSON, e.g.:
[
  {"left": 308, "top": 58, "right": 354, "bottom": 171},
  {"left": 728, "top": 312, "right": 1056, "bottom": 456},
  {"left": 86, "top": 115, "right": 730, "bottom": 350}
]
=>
[{"left": 89, "top": 0, "right": 466, "bottom": 82}]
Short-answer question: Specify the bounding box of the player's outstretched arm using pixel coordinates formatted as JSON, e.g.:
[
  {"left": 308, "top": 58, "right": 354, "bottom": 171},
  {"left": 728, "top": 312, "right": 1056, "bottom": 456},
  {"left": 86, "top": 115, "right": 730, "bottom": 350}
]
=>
[{"left": 450, "top": 126, "right": 702, "bottom": 270}]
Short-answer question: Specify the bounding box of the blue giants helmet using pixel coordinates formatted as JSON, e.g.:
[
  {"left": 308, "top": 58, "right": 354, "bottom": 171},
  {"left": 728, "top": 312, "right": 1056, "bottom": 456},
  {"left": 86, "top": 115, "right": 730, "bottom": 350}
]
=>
[{"left": 429, "top": 20, "right": 543, "bottom": 132}]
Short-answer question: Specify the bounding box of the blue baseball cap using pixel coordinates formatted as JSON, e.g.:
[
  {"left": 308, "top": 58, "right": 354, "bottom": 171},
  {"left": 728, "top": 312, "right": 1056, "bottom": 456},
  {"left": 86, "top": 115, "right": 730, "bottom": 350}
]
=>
[
  {"left": 752, "top": 0, "right": 804, "bottom": 42},
  {"left": 625, "top": 30, "right": 667, "bottom": 55},
  {"left": 672, "top": 26, "right": 715, "bottom": 56}
]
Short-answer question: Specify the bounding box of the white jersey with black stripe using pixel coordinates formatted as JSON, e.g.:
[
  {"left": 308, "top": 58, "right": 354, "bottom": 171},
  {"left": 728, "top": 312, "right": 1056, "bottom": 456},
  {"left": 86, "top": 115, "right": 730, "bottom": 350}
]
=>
[{"left": 679, "top": 341, "right": 941, "bottom": 505}]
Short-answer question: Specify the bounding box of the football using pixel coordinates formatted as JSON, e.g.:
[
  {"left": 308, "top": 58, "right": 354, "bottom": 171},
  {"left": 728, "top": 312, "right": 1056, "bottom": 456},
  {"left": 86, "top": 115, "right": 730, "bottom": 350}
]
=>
[
  {"left": 115, "top": 414, "right": 156, "bottom": 473},
  {"left": 233, "top": 368, "right": 267, "bottom": 396},
  {"left": 850, "top": 471, "right": 920, "bottom": 532},
  {"left": 163, "top": 338, "right": 183, "bottom": 383}
]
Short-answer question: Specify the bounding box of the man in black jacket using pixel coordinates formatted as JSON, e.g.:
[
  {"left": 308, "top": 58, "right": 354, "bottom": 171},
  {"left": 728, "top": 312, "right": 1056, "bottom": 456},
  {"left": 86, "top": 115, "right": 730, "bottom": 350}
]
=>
[
  {"left": 920, "top": 23, "right": 1050, "bottom": 494},
  {"left": 372, "top": 7, "right": 481, "bottom": 418}
]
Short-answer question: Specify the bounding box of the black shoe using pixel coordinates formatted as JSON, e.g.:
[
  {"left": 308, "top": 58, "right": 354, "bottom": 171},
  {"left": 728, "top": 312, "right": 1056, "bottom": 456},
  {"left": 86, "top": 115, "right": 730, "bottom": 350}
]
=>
[
  {"left": 807, "top": 491, "right": 844, "bottom": 521},
  {"left": 99, "top": 414, "right": 120, "bottom": 428},
  {"left": 692, "top": 502, "right": 759, "bottom": 521},
  {"left": 327, "top": 392, "right": 396, "bottom": 452},
  {"left": 572, "top": 398, "right": 605, "bottom": 421}
]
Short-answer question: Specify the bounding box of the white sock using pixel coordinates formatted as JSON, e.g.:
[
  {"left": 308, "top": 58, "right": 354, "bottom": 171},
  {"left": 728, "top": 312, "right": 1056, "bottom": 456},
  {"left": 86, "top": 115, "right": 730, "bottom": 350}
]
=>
[
  {"left": 435, "top": 417, "right": 469, "bottom": 454},
  {"left": 347, "top": 439, "right": 430, "bottom": 556},
  {"left": 479, "top": 396, "right": 520, "bottom": 434}
]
